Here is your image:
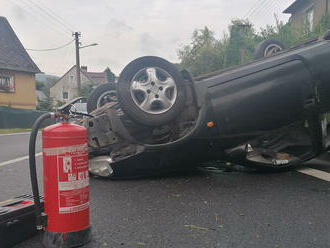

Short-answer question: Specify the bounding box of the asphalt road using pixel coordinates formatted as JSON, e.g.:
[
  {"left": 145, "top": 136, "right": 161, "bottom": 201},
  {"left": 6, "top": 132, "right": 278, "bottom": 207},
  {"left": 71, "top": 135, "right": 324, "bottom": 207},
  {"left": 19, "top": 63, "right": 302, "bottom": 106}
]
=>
[
  {"left": 0, "top": 132, "right": 41, "bottom": 162},
  {"left": 1, "top": 133, "right": 330, "bottom": 248}
]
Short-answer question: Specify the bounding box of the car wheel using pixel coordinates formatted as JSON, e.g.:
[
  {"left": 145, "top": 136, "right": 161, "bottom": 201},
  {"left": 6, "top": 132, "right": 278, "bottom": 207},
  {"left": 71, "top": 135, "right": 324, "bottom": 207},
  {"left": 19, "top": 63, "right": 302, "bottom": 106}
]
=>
[
  {"left": 254, "top": 38, "right": 285, "bottom": 59},
  {"left": 87, "top": 83, "right": 117, "bottom": 113},
  {"left": 117, "top": 56, "right": 186, "bottom": 126}
]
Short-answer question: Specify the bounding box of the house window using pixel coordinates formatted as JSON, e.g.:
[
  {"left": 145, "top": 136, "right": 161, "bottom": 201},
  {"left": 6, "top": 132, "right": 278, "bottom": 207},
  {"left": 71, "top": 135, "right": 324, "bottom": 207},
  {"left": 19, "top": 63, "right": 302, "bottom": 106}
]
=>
[
  {"left": 0, "top": 75, "right": 14, "bottom": 93},
  {"left": 70, "top": 75, "right": 74, "bottom": 83},
  {"left": 304, "top": 7, "right": 314, "bottom": 33},
  {"left": 63, "top": 91, "right": 69, "bottom": 99}
]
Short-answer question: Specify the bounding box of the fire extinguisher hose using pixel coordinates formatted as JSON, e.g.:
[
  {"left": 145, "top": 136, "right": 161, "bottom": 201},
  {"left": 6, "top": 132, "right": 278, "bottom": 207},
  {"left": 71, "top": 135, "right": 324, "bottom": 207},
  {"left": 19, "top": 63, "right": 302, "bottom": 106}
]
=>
[{"left": 29, "top": 112, "right": 55, "bottom": 229}]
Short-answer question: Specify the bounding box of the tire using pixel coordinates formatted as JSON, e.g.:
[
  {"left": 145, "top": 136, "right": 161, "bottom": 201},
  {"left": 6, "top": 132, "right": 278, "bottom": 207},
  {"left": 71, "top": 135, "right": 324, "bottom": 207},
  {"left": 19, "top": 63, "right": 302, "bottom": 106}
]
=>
[
  {"left": 254, "top": 38, "right": 285, "bottom": 59},
  {"left": 87, "top": 83, "right": 117, "bottom": 113},
  {"left": 117, "top": 56, "right": 186, "bottom": 126}
]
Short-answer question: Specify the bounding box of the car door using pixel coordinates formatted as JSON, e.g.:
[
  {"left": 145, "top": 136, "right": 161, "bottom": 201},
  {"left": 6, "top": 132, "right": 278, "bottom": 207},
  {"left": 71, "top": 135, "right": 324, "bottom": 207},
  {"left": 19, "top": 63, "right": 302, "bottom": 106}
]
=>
[{"left": 203, "top": 57, "right": 314, "bottom": 135}]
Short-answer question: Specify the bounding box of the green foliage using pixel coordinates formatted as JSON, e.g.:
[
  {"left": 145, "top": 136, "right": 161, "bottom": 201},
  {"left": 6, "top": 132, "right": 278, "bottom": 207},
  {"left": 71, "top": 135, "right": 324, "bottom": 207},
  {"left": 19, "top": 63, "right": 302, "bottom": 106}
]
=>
[
  {"left": 35, "top": 75, "right": 59, "bottom": 97},
  {"left": 178, "top": 22, "right": 258, "bottom": 76},
  {"left": 104, "top": 67, "right": 116, "bottom": 83},
  {"left": 36, "top": 80, "right": 55, "bottom": 111},
  {"left": 311, "top": 14, "right": 330, "bottom": 37},
  {"left": 35, "top": 80, "right": 47, "bottom": 93},
  {"left": 178, "top": 26, "right": 227, "bottom": 76},
  {"left": 36, "top": 79, "right": 55, "bottom": 111},
  {"left": 37, "top": 96, "right": 53, "bottom": 111},
  {"left": 260, "top": 14, "right": 330, "bottom": 48},
  {"left": 80, "top": 84, "right": 94, "bottom": 98},
  {"left": 55, "top": 100, "right": 65, "bottom": 108},
  {"left": 260, "top": 21, "right": 301, "bottom": 47},
  {"left": 225, "top": 19, "right": 257, "bottom": 67},
  {"left": 178, "top": 14, "right": 330, "bottom": 77}
]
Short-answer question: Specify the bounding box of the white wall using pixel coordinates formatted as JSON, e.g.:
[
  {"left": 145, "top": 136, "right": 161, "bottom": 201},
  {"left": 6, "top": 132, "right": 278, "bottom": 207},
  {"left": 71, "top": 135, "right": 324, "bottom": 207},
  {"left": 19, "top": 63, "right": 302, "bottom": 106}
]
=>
[{"left": 50, "top": 67, "right": 91, "bottom": 103}]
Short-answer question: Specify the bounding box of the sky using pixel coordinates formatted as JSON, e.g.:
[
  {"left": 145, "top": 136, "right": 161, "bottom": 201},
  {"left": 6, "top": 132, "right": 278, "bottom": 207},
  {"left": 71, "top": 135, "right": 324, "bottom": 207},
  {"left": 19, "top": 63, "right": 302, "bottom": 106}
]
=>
[{"left": 0, "top": 0, "right": 295, "bottom": 76}]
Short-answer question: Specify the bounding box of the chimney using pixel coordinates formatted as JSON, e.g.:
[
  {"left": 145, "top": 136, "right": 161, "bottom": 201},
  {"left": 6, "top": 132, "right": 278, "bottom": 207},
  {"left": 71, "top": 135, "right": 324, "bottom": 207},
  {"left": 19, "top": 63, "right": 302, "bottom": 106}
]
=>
[{"left": 81, "top": 66, "right": 87, "bottom": 72}]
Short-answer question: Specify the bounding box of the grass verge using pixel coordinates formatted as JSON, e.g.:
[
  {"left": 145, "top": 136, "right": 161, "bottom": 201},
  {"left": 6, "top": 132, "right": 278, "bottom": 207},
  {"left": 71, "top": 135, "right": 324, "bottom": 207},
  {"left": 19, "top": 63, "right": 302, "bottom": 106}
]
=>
[{"left": 0, "top": 128, "right": 31, "bottom": 134}]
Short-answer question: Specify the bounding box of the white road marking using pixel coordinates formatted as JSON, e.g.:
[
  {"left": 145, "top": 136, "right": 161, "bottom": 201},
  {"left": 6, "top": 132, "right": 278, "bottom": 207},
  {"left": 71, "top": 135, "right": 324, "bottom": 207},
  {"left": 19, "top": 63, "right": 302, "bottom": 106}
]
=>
[
  {"left": 0, "top": 132, "right": 30, "bottom": 137},
  {"left": 0, "top": 153, "right": 42, "bottom": 168},
  {"left": 297, "top": 168, "right": 330, "bottom": 182}
]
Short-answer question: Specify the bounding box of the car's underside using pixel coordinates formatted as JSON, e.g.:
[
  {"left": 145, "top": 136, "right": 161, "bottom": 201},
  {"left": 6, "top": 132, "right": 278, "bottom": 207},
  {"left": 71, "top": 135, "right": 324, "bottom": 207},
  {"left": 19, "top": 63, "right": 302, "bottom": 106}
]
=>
[{"left": 70, "top": 33, "right": 330, "bottom": 178}]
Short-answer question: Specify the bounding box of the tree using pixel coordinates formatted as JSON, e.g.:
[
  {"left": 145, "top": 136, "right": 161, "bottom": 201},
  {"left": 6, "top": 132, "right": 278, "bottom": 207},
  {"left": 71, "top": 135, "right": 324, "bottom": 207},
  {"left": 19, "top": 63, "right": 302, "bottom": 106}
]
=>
[
  {"left": 224, "top": 19, "right": 257, "bottom": 67},
  {"left": 36, "top": 80, "right": 54, "bottom": 111},
  {"left": 104, "top": 67, "right": 116, "bottom": 83},
  {"left": 35, "top": 75, "right": 59, "bottom": 97},
  {"left": 178, "top": 22, "right": 257, "bottom": 76},
  {"left": 178, "top": 26, "right": 227, "bottom": 76},
  {"left": 37, "top": 96, "right": 53, "bottom": 111},
  {"left": 178, "top": 15, "right": 330, "bottom": 77},
  {"left": 260, "top": 14, "right": 330, "bottom": 48}
]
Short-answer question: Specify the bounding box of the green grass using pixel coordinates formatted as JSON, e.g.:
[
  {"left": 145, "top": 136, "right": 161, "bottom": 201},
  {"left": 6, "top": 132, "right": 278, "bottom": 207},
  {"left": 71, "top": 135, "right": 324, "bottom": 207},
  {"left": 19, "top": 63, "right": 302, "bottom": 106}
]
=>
[{"left": 0, "top": 128, "right": 31, "bottom": 134}]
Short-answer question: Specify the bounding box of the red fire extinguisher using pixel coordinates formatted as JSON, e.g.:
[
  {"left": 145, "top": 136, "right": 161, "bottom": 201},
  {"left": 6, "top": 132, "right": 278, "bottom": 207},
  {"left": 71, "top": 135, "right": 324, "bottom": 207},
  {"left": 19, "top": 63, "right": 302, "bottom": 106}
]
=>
[{"left": 29, "top": 106, "right": 91, "bottom": 247}]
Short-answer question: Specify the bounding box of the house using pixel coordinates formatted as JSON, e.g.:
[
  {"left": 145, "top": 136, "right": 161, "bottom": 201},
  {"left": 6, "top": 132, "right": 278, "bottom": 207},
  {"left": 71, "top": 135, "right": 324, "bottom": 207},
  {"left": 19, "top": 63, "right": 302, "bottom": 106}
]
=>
[
  {"left": 283, "top": 0, "right": 330, "bottom": 32},
  {"left": 50, "top": 65, "right": 108, "bottom": 103},
  {"left": 0, "top": 16, "right": 40, "bottom": 109}
]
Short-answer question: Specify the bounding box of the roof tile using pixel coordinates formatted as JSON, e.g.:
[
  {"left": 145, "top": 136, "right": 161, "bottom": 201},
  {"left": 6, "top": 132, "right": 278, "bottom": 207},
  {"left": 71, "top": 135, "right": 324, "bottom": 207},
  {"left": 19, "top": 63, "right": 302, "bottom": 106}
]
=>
[{"left": 0, "top": 16, "right": 40, "bottom": 73}]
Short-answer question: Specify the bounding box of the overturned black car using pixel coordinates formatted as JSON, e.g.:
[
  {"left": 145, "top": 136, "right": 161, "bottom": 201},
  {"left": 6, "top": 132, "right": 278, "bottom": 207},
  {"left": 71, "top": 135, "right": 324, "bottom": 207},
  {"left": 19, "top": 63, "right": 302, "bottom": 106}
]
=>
[{"left": 79, "top": 34, "right": 330, "bottom": 178}]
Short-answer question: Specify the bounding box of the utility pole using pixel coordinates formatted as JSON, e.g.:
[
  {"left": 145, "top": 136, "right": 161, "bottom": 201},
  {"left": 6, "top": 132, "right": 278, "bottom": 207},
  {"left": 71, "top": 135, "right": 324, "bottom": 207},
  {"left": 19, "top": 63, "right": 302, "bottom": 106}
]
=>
[
  {"left": 73, "top": 32, "right": 81, "bottom": 95},
  {"left": 326, "top": 0, "right": 329, "bottom": 16}
]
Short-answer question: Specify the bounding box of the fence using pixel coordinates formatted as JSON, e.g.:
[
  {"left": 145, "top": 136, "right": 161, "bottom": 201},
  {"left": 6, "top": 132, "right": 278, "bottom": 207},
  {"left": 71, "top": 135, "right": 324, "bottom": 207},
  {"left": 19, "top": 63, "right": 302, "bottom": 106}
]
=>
[{"left": 0, "top": 106, "right": 54, "bottom": 129}]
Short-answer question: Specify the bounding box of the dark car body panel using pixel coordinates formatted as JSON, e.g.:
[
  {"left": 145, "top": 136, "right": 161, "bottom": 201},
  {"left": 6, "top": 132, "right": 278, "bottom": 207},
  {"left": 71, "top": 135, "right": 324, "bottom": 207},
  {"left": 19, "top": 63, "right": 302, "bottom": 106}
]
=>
[
  {"left": 84, "top": 38, "right": 330, "bottom": 178},
  {"left": 196, "top": 40, "right": 330, "bottom": 135}
]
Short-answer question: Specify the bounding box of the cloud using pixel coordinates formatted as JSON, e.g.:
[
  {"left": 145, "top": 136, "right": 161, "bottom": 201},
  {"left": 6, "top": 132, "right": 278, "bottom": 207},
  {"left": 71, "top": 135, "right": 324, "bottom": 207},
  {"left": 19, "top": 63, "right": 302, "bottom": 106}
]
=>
[
  {"left": 10, "top": 5, "right": 26, "bottom": 21},
  {"left": 0, "top": 0, "right": 295, "bottom": 76},
  {"left": 139, "top": 32, "right": 163, "bottom": 55},
  {"left": 105, "top": 18, "right": 134, "bottom": 38}
]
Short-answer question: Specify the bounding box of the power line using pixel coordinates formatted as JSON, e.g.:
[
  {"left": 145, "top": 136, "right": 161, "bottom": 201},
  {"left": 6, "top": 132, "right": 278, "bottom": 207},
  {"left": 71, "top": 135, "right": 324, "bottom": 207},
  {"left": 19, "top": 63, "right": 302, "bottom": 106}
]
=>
[
  {"left": 244, "top": 0, "right": 265, "bottom": 19},
  {"left": 51, "top": 44, "right": 72, "bottom": 77},
  {"left": 25, "top": 0, "right": 74, "bottom": 33},
  {"left": 25, "top": 39, "right": 74, "bottom": 51},
  {"left": 251, "top": 0, "right": 273, "bottom": 20},
  {"left": 22, "top": 0, "right": 72, "bottom": 36},
  {"left": 32, "top": 0, "right": 76, "bottom": 31},
  {"left": 249, "top": 0, "right": 271, "bottom": 19},
  {"left": 246, "top": 0, "right": 270, "bottom": 20},
  {"left": 8, "top": 0, "right": 71, "bottom": 38},
  {"left": 257, "top": 0, "right": 278, "bottom": 22}
]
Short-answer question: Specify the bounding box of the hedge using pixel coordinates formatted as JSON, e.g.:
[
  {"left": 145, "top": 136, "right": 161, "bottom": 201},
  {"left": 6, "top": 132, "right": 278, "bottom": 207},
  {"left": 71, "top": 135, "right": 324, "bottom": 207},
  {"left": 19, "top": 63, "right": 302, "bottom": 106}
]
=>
[{"left": 0, "top": 106, "right": 55, "bottom": 129}]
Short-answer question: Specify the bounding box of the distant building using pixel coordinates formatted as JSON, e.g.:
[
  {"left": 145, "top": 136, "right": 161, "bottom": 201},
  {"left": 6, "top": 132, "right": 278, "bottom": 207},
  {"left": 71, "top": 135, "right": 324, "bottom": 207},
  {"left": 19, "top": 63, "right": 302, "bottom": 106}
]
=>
[
  {"left": 0, "top": 16, "right": 40, "bottom": 109},
  {"left": 284, "top": 0, "right": 330, "bottom": 32},
  {"left": 50, "top": 65, "right": 107, "bottom": 103}
]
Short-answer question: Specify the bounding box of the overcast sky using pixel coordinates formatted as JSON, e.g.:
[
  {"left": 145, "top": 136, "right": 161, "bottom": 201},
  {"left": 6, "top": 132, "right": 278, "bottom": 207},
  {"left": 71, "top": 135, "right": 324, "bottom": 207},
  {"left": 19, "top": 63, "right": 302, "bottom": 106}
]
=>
[{"left": 0, "top": 0, "right": 295, "bottom": 76}]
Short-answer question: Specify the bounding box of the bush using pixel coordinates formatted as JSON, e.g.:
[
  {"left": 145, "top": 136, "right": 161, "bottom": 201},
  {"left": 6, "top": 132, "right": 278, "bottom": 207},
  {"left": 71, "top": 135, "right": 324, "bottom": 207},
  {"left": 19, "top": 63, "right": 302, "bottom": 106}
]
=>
[{"left": 178, "top": 15, "right": 330, "bottom": 76}]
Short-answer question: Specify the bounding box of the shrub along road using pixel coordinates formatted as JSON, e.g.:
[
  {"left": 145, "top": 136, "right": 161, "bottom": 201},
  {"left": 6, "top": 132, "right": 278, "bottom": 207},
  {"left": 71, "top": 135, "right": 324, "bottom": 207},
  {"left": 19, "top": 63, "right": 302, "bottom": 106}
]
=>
[{"left": 0, "top": 133, "right": 329, "bottom": 248}]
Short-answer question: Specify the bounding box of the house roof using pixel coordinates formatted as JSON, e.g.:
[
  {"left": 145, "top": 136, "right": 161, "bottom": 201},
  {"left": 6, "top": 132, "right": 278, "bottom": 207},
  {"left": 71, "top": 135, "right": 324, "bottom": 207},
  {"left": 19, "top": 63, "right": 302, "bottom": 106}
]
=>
[
  {"left": 81, "top": 71, "right": 107, "bottom": 85},
  {"left": 50, "top": 65, "right": 74, "bottom": 89},
  {"left": 51, "top": 65, "right": 107, "bottom": 88},
  {"left": 0, "top": 16, "right": 40, "bottom": 74},
  {"left": 283, "top": 0, "right": 312, "bottom": 14}
]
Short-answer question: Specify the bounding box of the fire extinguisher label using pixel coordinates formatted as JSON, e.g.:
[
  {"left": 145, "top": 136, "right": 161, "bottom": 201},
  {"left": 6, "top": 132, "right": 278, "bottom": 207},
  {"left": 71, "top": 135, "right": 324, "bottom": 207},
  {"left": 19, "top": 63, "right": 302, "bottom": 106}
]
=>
[{"left": 45, "top": 144, "right": 89, "bottom": 214}]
